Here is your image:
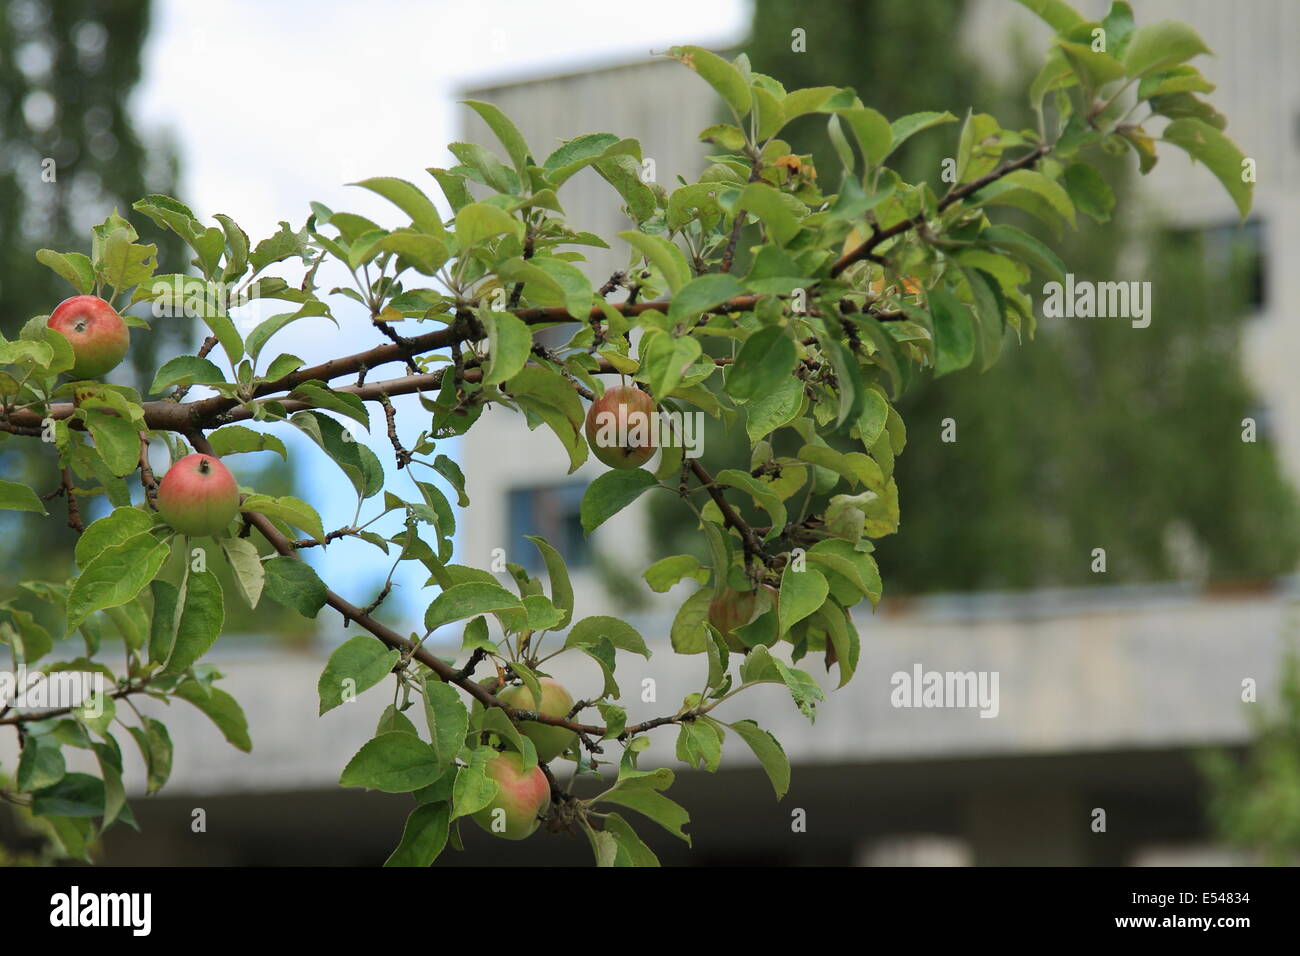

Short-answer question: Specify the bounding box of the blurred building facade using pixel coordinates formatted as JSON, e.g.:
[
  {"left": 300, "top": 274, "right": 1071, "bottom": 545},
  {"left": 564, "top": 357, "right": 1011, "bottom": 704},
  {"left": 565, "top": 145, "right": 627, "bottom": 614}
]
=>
[{"left": 6, "top": 0, "right": 1298, "bottom": 866}]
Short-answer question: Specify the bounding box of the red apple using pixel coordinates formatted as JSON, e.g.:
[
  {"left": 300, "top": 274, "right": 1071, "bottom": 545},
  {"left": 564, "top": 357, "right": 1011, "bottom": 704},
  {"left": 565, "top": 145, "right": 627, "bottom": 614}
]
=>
[
  {"left": 47, "top": 295, "right": 130, "bottom": 379},
  {"left": 156, "top": 453, "right": 240, "bottom": 537},
  {"left": 584, "top": 385, "right": 656, "bottom": 469},
  {"left": 471, "top": 751, "right": 550, "bottom": 841},
  {"left": 709, "top": 587, "right": 758, "bottom": 653},
  {"left": 499, "top": 677, "right": 578, "bottom": 762}
]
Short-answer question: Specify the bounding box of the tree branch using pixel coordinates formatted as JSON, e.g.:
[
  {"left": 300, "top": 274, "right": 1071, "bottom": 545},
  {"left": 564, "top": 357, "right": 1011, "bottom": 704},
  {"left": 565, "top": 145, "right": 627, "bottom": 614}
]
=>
[{"left": 830, "top": 143, "right": 1049, "bottom": 278}]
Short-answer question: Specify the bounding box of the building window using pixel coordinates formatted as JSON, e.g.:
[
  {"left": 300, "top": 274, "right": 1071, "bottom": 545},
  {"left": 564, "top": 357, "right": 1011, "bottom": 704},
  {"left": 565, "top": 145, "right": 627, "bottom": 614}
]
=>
[
  {"left": 507, "top": 482, "right": 590, "bottom": 571},
  {"left": 1201, "top": 217, "right": 1266, "bottom": 312}
]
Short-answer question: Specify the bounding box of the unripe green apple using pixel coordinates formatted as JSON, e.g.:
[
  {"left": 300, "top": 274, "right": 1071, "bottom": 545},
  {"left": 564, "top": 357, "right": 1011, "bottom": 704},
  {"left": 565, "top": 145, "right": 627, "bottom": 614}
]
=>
[
  {"left": 708, "top": 587, "right": 758, "bottom": 653},
  {"left": 499, "top": 677, "right": 578, "bottom": 762},
  {"left": 156, "top": 453, "right": 240, "bottom": 537},
  {"left": 584, "top": 385, "right": 656, "bottom": 469},
  {"left": 471, "top": 751, "right": 550, "bottom": 841},
  {"left": 47, "top": 295, "right": 130, "bottom": 379}
]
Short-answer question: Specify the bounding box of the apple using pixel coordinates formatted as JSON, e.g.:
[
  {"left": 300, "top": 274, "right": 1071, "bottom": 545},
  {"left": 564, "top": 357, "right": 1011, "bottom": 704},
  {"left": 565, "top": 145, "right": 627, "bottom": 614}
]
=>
[
  {"left": 708, "top": 587, "right": 758, "bottom": 653},
  {"left": 471, "top": 751, "right": 550, "bottom": 841},
  {"left": 584, "top": 385, "right": 656, "bottom": 469},
  {"left": 47, "top": 295, "right": 130, "bottom": 379},
  {"left": 156, "top": 453, "right": 240, "bottom": 537},
  {"left": 499, "top": 677, "right": 578, "bottom": 762}
]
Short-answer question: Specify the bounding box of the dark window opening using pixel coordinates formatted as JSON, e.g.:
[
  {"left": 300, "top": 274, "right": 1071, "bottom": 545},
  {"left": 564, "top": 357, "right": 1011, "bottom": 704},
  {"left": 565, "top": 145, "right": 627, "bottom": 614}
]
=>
[
  {"left": 1200, "top": 217, "right": 1266, "bottom": 312},
  {"left": 507, "top": 483, "right": 590, "bottom": 571}
]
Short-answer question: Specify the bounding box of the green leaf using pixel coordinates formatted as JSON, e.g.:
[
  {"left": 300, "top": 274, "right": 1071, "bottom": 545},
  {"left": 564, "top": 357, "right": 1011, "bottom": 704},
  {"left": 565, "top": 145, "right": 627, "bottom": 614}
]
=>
[
  {"left": 450, "top": 748, "right": 500, "bottom": 821},
  {"left": 339, "top": 733, "right": 443, "bottom": 793},
  {"left": 289, "top": 410, "right": 384, "bottom": 500},
  {"left": 481, "top": 310, "right": 532, "bottom": 386},
  {"left": 288, "top": 381, "right": 370, "bottom": 429},
  {"left": 173, "top": 680, "right": 251, "bottom": 752},
  {"left": 594, "top": 154, "right": 657, "bottom": 223},
  {"left": 531, "top": 256, "right": 594, "bottom": 320},
  {"left": 807, "top": 538, "right": 882, "bottom": 605},
  {"left": 778, "top": 565, "right": 828, "bottom": 634},
  {"left": 83, "top": 408, "right": 141, "bottom": 476},
  {"left": 525, "top": 535, "right": 573, "bottom": 629},
  {"left": 66, "top": 533, "right": 169, "bottom": 633},
  {"left": 207, "top": 425, "right": 287, "bottom": 459},
  {"left": 978, "top": 224, "right": 1067, "bottom": 285},
  {"left": 970, "top": 169, "right": 1075, "bottom": 229},
  {"left": 885, "top": 111, "right": 958, "bottom": 160},
  {"left": 565, "top": 615, "right": 650, "bottom": 658},
  {"left": 450, "top": 140, "right": 519, "bottom": 193},
  {"left": 725, "top": 326, "right": 797, "bottom": 403},
  {"left": 676, "top": 720, "right": 722, "bottom": 771},
  {"left": 163, "top": 568, "right": 224, "bottom": 674},
  {"left": 580, "top": 468, "right": 658, "bottom": 535},
  {"left": 597, "top": 773, "right": 691, "bottom": 845},
  {"left": 148, "top": 355, "right": 227, "bottom": 394},
  {"left": 1123, "top": 19, "right": 1211, "bottom": 78},
  {"left": 636, "top": 330, "right": 701, "bottom": 398},
  {"left": 670, "top": 587, "right": 712, "bottom": 654},
  {"left": 462, "top": 100, "right": 532, "bottom": 181},
  {"left": 715, "top": 469, "right": 787, "bottom": 542},
  {"left": 0, "top": 479, "right": 48, "bottom": 515},
  {"left": 424, "top": 582, "right": 521, "bottom": 633},
  {"left": 241, "top": 493, "right": 325, "bottom": 543},
  {"left": 318, "top": 635, "right": 400, "bottom": 715},
  {"left": 619, "top": 231, "right": 690, "bottom": 294},
  {"left": 377, "top": 705, "right": 420, "bottom": 736},
  {"left": 32, "top": 773, "right": 105, "bottom": 818},
  {"left": 543, "top": 132, "right": 621, "bottom": 185},
  {"left": 220, "top": 537, "right": 265, "bottom": 608},
  {"left": 263, "top": 353, "right": 304, "bottom": 381},
  {"left": 643, "top": 554, "right": 708, "bottom": 593},
  {"left": 1062, "top": 163, "right": 1116, "bottom": 223},
  {"left": 735, "top": 182, "right": 802, "bottom": 246},
  {"left": 245, "top": 303, "right": 333, "bottom": 363},
  {"left": 741, "top": 647, "right": 825, "bottom": 719},
  {"left": 961, "top": 267, "right": 1005, "bottom": 372},
  {"left": 837, "top": 107, "right": 893, "bottom": 166},
  {"left": 666, "top": 274, "right": 744, "bottom": 324},
  {"left": 1012, "top": 0, "right": 1087, "bottom": 33},
  {"left": 421, "top": 678, "right": 469, "bottom": 767},
  {"left": 350, "top": 177, "right": 446, "bottom": 239},
  {"left": 671, "top": 45, "right": 751, "bottom": 118},
  {"left": 454, "top": 202, "right": 520, "bottom": 250},
  {"left": 127, "top": 716, "right": 173, "bottom": 795},
  {"left": 816, "top": 602, "right": 860, "bottom": 686},
  {"left": 148, "top": 577, "right": 181, "bottom": 665},
  {"left": 378, "top": 230, "right": 449, "bottom": 276},
  {"left": 262, "top": 557, "right": 329, "bottom": 617},
  {"left": 745, "top": 375, "right": 804, "bottom": 442},
  {"left": 17, "top": 735, "right": 66, "bottom": 792},
  {"left": 1161, "top": 118, "right": 1253, "bottom": 219},
  {"left": 928, "top": 285, "right": 976, "bottom": 376},
  {"left": 384, "top": 802, "right": 451, "bottom": 867},
  {"left": 603, "top": 812, "right": 660, "bottom": 866},
  {"left": 36, "top": 250, "right": 95, "bottom": 294},
  {"left": 727, "top": 719, "right": 790, "bottom": 798}
]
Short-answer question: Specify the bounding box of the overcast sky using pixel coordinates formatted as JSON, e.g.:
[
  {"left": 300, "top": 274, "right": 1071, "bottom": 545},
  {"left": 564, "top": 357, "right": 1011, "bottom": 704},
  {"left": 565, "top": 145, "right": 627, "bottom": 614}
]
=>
[{"left": 131, "top": 0, "right": 748, "bottom": 625}]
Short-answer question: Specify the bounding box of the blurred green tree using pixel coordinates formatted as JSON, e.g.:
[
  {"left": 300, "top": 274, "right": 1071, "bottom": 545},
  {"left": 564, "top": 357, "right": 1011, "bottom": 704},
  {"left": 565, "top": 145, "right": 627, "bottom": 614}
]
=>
[
  {"left": 1201, "top": 643, "right": 1300, "bottom": 865},
  {"left": 1, "top": 0, "right": 186, "bottom": 579},
  {"left": 0, "top": 1, "right": 306, "bottom": 634}
]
